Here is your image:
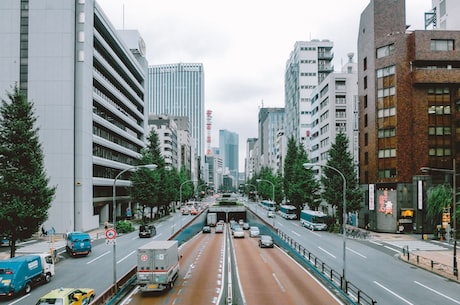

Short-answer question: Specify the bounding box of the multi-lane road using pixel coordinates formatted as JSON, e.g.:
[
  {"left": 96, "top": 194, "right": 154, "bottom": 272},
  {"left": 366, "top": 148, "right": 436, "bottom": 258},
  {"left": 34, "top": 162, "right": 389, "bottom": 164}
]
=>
[{"left": 3, "top": 197, "right": 460, "bottom": 305}]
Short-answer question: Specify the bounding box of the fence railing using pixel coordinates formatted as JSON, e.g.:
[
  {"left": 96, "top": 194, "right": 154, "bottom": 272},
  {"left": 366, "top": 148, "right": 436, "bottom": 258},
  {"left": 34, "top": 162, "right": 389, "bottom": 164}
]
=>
[{"left": 401, "top": 246, "right": 459, "bottom": 281}]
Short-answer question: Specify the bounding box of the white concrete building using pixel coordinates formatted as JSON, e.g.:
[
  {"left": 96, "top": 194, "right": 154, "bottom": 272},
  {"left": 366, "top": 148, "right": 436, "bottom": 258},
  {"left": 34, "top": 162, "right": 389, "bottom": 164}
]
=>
[
  {"left": 0, "top": 0, "right": 148, "bottom": 232},
  {"left": 284, "top": 40, "right": 334, "bottom": 150},
  {"left": 309, "top": 53, "right": 358, "bottom": 168}
]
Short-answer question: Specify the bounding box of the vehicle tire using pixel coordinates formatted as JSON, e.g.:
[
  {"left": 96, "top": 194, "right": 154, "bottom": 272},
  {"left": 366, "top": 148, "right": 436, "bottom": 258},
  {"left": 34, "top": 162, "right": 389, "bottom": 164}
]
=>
[
  {"left": 24, "top": 282, "right": 32, "bottom": 294},
  {"left": 89, "top": 295, "right": 95, "bottom": 304},
  {"left": 45, "top": 273, "right": 52, "bottom": 283}
]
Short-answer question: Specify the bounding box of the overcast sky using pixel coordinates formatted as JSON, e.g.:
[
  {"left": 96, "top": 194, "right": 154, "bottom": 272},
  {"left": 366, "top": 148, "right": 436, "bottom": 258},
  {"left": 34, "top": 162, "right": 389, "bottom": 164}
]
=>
[{"left": 97, "top": 0, "right": 431, "bottom": 171}]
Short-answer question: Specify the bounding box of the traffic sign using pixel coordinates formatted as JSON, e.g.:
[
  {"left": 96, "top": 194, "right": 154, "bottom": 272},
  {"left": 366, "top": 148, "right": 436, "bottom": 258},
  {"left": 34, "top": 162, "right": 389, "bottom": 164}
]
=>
[{"left": 105, "top": 228, "right": 117, "bottom": 240}]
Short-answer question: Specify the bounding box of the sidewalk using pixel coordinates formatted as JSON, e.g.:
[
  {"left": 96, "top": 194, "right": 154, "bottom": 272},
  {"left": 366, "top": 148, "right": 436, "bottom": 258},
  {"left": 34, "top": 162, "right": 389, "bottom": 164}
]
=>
[
  {"left": 0, "top": 227, "right": 107, "bottom": 260},
  {"left": 370, "top": 232, "right": 459, "bottom": 283}
]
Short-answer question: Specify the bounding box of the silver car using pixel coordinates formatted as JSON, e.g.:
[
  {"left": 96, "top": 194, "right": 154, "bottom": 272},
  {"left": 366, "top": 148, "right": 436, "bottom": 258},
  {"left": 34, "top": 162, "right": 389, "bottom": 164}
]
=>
[
  {"left": 249, "top": 226, "right": 260, "bottom": 237},
  {"left": 233, "top": 227, "right": 245, "bottom": 238},
  {"left": 259, "top": 235, "right": 274, "bottom": 248}
]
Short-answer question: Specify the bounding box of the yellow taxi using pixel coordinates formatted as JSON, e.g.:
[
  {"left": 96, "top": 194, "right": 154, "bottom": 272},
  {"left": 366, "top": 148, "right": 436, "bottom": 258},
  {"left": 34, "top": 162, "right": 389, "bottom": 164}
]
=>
[{"left": 35, "top": 287, "right": 95, "bottom": 305}]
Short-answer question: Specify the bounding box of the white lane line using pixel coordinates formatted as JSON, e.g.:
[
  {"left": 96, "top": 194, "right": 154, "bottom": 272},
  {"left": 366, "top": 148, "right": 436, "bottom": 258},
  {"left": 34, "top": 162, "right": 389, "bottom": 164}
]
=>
[
  {"left": 272, "top": 273, "right": 286, "bottom": 292},
  {"left": 291, "top": 230, "right": 301, "bottom": 237},
  {"left": 374, "top": 281, "right": 415, "bottom": 305},
  {"left": 117, "top": 250, "right": 136, "bottom": 264},
  {"left": 86, "top": 250, "right": 110, "bottom": 264},
  {"left": 318, "top": 246, "right": 337, "bottom": 258},
  {"left": 414, "top": 281, "right": 460, "bottom": 304},
  {"left": 384, "top": 245, "right": 401, "bottom": 253},
  {"left": 348, "top": 247, "right": 367, "bottom": 258}
]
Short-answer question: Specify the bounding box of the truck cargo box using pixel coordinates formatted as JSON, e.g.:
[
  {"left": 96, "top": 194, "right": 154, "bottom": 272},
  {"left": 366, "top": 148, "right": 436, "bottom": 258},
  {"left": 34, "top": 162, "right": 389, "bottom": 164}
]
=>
[{"left": 137, "top": 240, "right": 179, "bottom": 293}]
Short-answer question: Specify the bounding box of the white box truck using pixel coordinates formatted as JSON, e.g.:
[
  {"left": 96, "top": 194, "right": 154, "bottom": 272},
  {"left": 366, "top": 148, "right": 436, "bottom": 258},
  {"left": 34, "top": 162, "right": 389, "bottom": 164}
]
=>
[
  {"left": 207, "top": 212, "right": 217, "bottom": 226},
  {"left": 137, "top": 240, "right": 179, "bottom": 293}
]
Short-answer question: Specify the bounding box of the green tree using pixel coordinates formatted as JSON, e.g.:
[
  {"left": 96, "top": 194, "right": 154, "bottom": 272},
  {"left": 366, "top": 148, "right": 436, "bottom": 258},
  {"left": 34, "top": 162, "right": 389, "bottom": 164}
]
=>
[
  {"left": 0, "top": 86, "right": 56, "bottom": 257},
  {"left": 320, "top": 133, "right": 362, "bottom": 224},
  {"left": 284, "top": 141, "right": 321, "bottom": 217},
  {"left": 426, "top": 184, "right": 452, "bottom": 228},
  {"left": 283, "top": 137, "right": 298, "bottom": 199},
  {"left": 130, "top": 129, "right": 164, "bottom": 221}
]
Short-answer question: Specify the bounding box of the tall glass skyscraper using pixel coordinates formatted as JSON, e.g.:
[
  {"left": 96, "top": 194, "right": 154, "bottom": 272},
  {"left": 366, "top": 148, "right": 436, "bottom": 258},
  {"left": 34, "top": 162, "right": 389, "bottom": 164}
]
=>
[
  {"left": 148, "top": 63, "right": 205, "bottom": 159},
  {"left": 219, "top": 129, "right": 239, "bottom": 187}
]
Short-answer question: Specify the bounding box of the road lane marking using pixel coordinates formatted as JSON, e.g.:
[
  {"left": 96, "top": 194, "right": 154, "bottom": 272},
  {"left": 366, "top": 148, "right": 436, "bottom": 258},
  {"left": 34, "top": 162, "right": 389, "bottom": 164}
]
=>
[
  {"left": 374, "top": 281, "right": 415, "bottom": 305},
  {"left": 348, "top": 247, "right": 367, "bottom": 258},
  {"left": 6, "top": 294, "right": 30, "bottom": 305},
  {"left": 117, "top": 250, "right": 136, "bottom": 264},
  {"left": 318, "top": 246, "right": 336, "bottom": 258},
  {"left": 383, "top": 245, "right": 400, "bottom": 253},
  {"left": 272, "top": 273, "right": 286, "bottom": 292},
  {"left": 414, "top": 281, "right": 460, "bottom": 304},
  {"left": 291, "top": 230, "right": 301, "bottom": 237},
  {"left": 86, "top": 250, "right": 110, "bottom": 264}
]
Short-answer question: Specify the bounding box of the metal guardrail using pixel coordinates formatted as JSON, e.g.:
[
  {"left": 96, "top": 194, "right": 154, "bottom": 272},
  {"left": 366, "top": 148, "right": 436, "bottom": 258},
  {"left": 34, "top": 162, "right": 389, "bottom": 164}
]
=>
[
  {"left": 401, "top": 246, "right": 459, "bottom": 281},
  {"left": 277, "top": 230, "right": 377, "bottom": 305}
]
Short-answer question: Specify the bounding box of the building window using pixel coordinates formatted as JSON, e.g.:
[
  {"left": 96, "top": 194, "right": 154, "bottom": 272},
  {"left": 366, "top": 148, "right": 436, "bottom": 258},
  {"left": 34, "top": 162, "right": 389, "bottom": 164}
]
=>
[
  {"left": 378, "top": 148, "right": 396, "bottom": 158},
  {"left": 378, "top": 128, "right": 396, "bottom": 138},
  {"left": 376, "top": 44, "right": 395, "bottom": 58},
  {"left": 363, "top": 57, "right": 367, "bottom": 71},
  {"left": 364, "top": 114, "right": 368, "bottom": 127},
  {"left": 364, "top": 133, "right": 368, "bottom": 146},
  {"left": 378, "top": 168, "right": 396, "bottom": 178},
  {"left": 364, "top": 76, "right": 367, "bottom": 89},
  {"left": 364, "top": 95, "right": 368, "bottom": 108},
  {"left": 430, "top": 39, "right": 454, "bottom": 51},
  {"left": 364, "top": 152, "right": 368, "bottom": 165}
]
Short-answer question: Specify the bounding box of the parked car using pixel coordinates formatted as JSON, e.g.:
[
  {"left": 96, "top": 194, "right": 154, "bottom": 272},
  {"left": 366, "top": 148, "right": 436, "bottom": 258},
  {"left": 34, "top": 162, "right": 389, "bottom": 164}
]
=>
[
  {"left": 139, "top": 224, "right": 156, "bottom": 238},
  {"left": 259, "top": 235, "right": 274, "bottom": 248},
  {"left": 233, "top": 227, "right": 245, "bottom": 238},
  {"left": 249, "top": 226, "right": 260, "bottom": 237},
  {"left": 202, "top": 225, "right": 211, "bottom": 233},
  {"left": 35, "top": 287, "right": 95, "bottom": 305}
]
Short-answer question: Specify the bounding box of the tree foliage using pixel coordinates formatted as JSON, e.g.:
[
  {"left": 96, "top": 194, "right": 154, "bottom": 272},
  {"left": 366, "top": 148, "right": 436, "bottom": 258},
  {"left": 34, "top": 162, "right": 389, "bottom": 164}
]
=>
[
  {"left": 283, "top": 138, "right": 321, "bottom": 217},
  {"left": 426, "top": 184, "right": 452, "bottom": 227},
  {"left": 0, "top": 86, "right": 56, "bottom": 257},
  {"left": 320, "top": 132, "right": 362, "bottom": 223}
]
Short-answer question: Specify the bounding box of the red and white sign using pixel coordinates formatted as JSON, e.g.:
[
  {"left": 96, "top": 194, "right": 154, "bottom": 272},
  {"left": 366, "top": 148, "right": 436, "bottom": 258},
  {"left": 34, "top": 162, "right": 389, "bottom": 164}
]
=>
[{"left": 105, "top": 228, "right": 117, "bottom": 240}]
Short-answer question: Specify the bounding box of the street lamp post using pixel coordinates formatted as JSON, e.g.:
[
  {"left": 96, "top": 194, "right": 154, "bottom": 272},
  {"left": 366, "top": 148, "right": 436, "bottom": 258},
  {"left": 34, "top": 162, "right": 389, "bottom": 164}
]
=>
[
  {"left": 256, "top": 179, "right": 275, "bottom": 204},
  {"left": 180, "top": 180, "right": 196, "bottom": 205},
  {"left": 112, "top": 164, "right": 157, "bottom": 288},
  {"left": 303, "top": 162, "right": 347, "bottom": 287},
  {"left": 420, "top": 160, "right": 458, "bottom": 277}
]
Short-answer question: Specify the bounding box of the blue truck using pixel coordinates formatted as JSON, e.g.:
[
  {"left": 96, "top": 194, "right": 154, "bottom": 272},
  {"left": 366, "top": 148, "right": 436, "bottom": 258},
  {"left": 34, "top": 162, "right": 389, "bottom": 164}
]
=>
[
  {"left": 66, "top": 232, "right": 92, "bottom": 257},
  {"left": 0, "top": 253, "right": 55, "bottom": 297}
]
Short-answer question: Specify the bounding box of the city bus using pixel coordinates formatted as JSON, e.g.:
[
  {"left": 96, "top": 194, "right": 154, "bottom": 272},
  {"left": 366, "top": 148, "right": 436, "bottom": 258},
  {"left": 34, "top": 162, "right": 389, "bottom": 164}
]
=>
[
  {"left": 300, "top": 210, "right": 327, "bottom": 231},
  {"left": 259, "top": 200, "right": 276, "bottom": 211},
  {"left": 279, "top": 204, "right": 297, "bottom": 220}
]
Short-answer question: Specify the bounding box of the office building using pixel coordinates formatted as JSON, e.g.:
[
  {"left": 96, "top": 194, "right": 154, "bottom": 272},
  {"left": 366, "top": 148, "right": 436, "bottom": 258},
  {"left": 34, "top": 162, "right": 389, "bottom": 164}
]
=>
[
  {"left": 0, "top": 0, "right": 149, "bottom": 232},
  {"left": 309, "top": 52, "right": 358, "bottom": 167},
  {"left": 358, "top": 0, "right": 460, "bottom": 233},
  {"left": 258, "top": 108, "right": 285, "bottom": 173},
  {"left": 284, "top": 40, "right": 334, "bottom": 149},
  {"left": 425, "top": 0, "right": 460, "bottom": 30},
  {"left": 148, "top": 63, "right": 205, "bottom": 178},
  {"left": 219, "top": 129, "right": 239, "bottom": 188}
]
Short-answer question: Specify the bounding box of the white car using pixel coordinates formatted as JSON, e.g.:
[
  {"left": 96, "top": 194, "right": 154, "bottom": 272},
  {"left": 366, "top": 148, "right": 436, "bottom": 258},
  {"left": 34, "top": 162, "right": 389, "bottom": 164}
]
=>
[
  {"left": 233, "top": 227, "right": 245, "bottom": 238},
  {"left": 267, "top": 211, "right": 275, "bottom": 218},
  {"left": 249, "top": 226, "right": 260, "bottom": 237}
]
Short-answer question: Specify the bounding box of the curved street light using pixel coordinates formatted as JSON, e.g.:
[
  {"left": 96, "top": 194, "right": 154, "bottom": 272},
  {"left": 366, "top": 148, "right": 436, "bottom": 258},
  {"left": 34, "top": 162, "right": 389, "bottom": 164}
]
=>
[
  {"left": 180, "top": 179, "right": 196, "bottom": 205},
  {"left": 256, "top": 179, "right": 275, "bottom": 203},
  {"left": 303, "top": 162, "right": 347, "bottom": 288},
  {"left": 112, "top": 163, "right": 157, "bottom": 288}
]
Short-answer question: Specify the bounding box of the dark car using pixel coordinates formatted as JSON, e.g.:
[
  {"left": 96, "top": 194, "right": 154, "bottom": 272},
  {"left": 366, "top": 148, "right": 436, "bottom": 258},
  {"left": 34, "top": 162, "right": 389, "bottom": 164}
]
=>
[
  {"left": 139, "top": 224, "right": 156, "bottom": 238},
  {"left": 259, "top": 235, "right": 274, "bottom": 248}
]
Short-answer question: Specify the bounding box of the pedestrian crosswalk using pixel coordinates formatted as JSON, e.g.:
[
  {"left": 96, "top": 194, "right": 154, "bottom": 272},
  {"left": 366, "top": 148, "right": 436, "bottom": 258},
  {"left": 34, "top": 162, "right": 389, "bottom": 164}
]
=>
[{"left": 384, "top": 240, "right": 449, "bottom": 251}]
